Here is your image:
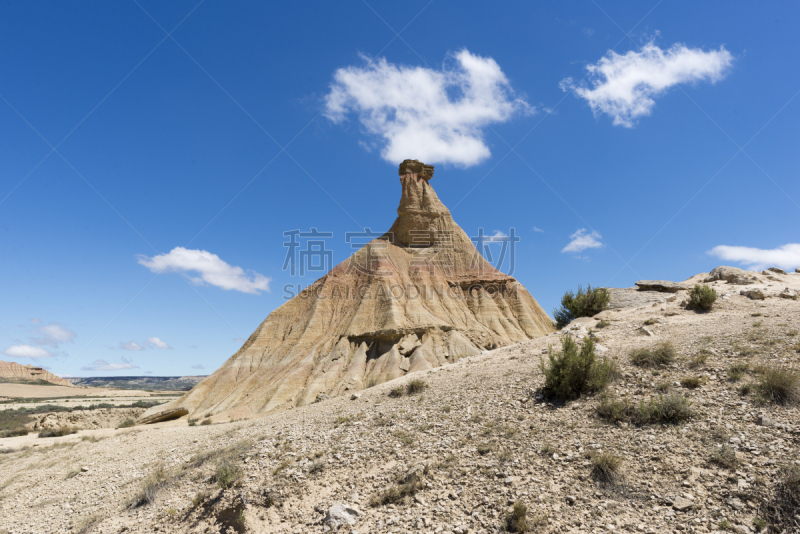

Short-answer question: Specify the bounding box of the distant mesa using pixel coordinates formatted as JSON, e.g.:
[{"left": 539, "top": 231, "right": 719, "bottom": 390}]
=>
[
  {"left": 139, "top": 160, "right": 554, "bottom": 424},
  {"left": 0, "top": 360, "right": 73, "bottom": 387}
]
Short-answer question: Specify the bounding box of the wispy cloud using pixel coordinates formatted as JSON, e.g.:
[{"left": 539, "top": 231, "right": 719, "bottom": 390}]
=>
[
  {"left": 120, "top": 341, "right": 144, "bottom": 351},
  {"left": 3, "top": 344, "right": 52, "bottom": 359},
  {"left": 192, "top": 364, "right": 205, "bottom": 370},
  {"left": 146, "top": 337, "right": 172, "bottom": 350},
  {"left": 28, "top": 322, "right": 76, "bottom": 348},
  {"left": 81, "top": 357, "right": 139, "bottom": 372},
  {"left": 532, "top": 226, "right": 544, "bottom": 233},
  {"left": 137, "top": 247, "right": 270, "bottom": 294},
  {"left": 708, "top": 243, "right": 800, "bottom": 271},
  {"left": 325, "top": 49, "right": 531, "bottom": 167},
  {"left": 561, "top": 41, "right": 733, "bottom": 127},
  {"left": 562, "top": 229, "right": 604, "bottom": 253}
]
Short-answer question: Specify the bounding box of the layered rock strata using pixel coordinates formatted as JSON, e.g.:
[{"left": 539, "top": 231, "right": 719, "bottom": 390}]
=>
[{"left": 140, "top": 160, "right": 554, "bottom": 423}]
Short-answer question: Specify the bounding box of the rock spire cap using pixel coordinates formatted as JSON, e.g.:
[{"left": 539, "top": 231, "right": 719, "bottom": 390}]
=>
[{"left": 399, "top": 159, "right": 434, "bottom": 181}]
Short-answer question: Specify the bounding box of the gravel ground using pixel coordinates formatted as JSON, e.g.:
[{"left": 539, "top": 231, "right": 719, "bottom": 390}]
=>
[{"left": 1, "top": 274, "right": 798, "bottom": 534}]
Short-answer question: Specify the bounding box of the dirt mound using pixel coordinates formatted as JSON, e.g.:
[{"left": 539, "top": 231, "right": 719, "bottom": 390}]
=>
[
  {"left": 26, "top": 408, "right": 147, "bottom": 431},
  {"left": 141, "top": 160, "right": 553, "bottom": 424}
]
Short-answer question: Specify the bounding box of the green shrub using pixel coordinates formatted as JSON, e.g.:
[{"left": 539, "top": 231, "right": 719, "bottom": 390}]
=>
[
  {"left": 539, "top": 337, "right": 616, "bottom": 400},
  {"left": 0, "top": 427, "right": 29, "bottom": 438},
  {"left": 596, "top": 394, "right": 630, "bottom": 424},
  {"left": 728, "top": 362, "right": 749, "bottom": 382},
  {"left": 388, "top": 387, "right": 405, "bottom": 398},
  {"left": 553, "top": 285, "right": 610, "bottom": 328},
  {"left": 680, "top": 376, "right": 703, "bottom": 389},
  {"left": 710, "top": 445, "right": 739, "bottom": 470},
  {"left": 689, "top": 349, "right": 710, "bottom": 368},
  {"left": 38, "top": 426, "right": 78, "bottom": 438},
  {"left": 630, "top": 342, "right": 676, "bottom": 368},
  {"left": 591, "top": 452, "right": 622, "bottom": 484},
  {"left": 369, "top": 470, "right": 425, "bottom": 507},
  {"left": 757, "top": 466, "right": 800, "bottom": 532},
  {"left": 756, "top": 367, "right": 799, "bottom": 405},
  {"left": 214, "top": 459, "right": 243, "bottom": 489},
  {"left": 130, "top": 463, "right": 169, "bottom": 507},
  {"left": 637, "top": 394, "right": 694, "bottom": 424},
  {"left": 405, "top": 379, "right": 426, "bottom": 395},
  {"left": 200, "top": 418, "right": 211, "bottom": 426},
  {"left": 595, "top": 320, "right": 612, "bottom": 329},
  {"left": 687, "top": 285, "right": 717, "bottom": 310},
  {"left": 504, "top": 501, "right": 528, "bottom": 533},
  {"left": 119, "top": 419, "right": 135, "bottom": 428}
]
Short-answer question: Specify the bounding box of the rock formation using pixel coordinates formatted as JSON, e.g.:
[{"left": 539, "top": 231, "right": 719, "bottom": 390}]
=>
[
  {"left": 0, "top": 360, "right": 73, "bottom": 387},
  {"left": 139, "top": 160, "right": 554, "bottom": 424}
]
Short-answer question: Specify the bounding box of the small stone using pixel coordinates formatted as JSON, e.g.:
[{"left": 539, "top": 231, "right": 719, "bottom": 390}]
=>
[
  {"left": 350, "top": 393, "right": 361, "bottom": 400},
  {"left": 80, "top": 467, "right": 89, "bottom": 473},
  {"left": 565, "top": 495, "right": 576, "bottom": 505},
  {"left": 756, "top": 414, "right": 772, "bottom": 426},
  {"left": 324, "top": 503, "right": 361, "bottom": 527},
  {"left": 672, "top": 496, "right": 693, "bottom": 511}
]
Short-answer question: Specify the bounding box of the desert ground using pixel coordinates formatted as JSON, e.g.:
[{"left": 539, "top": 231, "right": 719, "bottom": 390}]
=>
[{"left": 0, "top": 269, "right": 798, "bottom": 534}]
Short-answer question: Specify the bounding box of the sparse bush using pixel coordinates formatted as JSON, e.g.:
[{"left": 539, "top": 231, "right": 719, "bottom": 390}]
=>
[
  {"left": 689, "top": 350, "right": 710, "bottom": 368},
  {"left": 0, "top": 428, "right": 28, "bottom": 438},
  {"left": 643, "top": 318, "right": 659, "bottom": 326},
  {"left": 596, "top": 394, "right": 629, "bottom": 424},
  {"left": 188, "top": 419, "right": 197, "bottom": 426},
  {"left": 710, "top": 445, "right": 739, "bottom": 470},
  {"left": 200, "top": 418, "right": 211, "bottom": 426},
  {"left": 637, "top": 394, "right": 694, "bottom": 424},
  {"left": 214, "top": 459, "right": 243, "bottom": 489},
  {"left": 752, "top": 517, "right": 766, "bottom": 532},
  {"left": 477, "top": 443, "right": 492, "bottom": 455},
  {"left": 388, "top": 387, "right": 405, "bottom": 398},
  {"left": 728, "top": 362, "right": 749, "bottom": 382},
  {"left": 591, "top": 452, "right": 622, "bottom": 484},
  {"left": 191, "top": 491, "right": 208, "bottom": 507},
  {"left": 406, "top": 379, "right": 426, "bottom": 395},
  {"left": 553, "top": 285, "right": 610, "bottom": 328},
  {"left": 655, "top": 382, "right": 672, "bottom": 393},
  {"left": 369, "top": 470, "right": 425, "bottom": 507},
  {"left": 392, "top": 430, "right": 415, "bottom": 447},
  {"left": 539, "top": 443, "right": 554, "bottom": 456},
  {"left": 755, "top": 466, "right": 800, "bottom": 531},
  {"left": 130, "top": 463, "right": 169, "bottom": 507},
  {"left": 738, "top": 383, "right": 753, "bottom": 396},
  {"left": 687, "top": 285, "right": 717, "bottom": 310},
  {"left": 38, "top": 426, "right": 78, "bottom": 438},
  {"left": 539, "top": 337, "right": 616, "bottom": 400},
  {"left": 680, "top": 376, "right": 703, "bottom": 389},
  {"left": 630, "top": 342, "right": 676, "bottom": 368},
  {"left": 756, "top": 367, "right": 799, "bottom": 405},
  {"left": 308, "top": 460, "right": 325, "bottom": 475},
  {"left": 504, "top": 500, "right": 528, "bottom": 533},
  {"left": 595, "top": 320, "right": 612, "bottom": 329},
  {"left": 119, "top": 419, "right": 135, "bottom": 428}
]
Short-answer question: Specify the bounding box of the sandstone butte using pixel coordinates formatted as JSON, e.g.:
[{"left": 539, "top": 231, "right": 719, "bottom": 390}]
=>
[
  {"left": 0, "top": 360, "right": 73, "bottom": 387},
  {"left": 139, "top": 160, "right": 554, "bottom": 424}
]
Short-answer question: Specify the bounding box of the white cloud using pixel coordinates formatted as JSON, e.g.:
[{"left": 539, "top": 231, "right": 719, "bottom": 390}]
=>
[
  {"left": 3, "top": 344, "right": 52, "bottom": 359},
  {"left": 192, "top": 364, "right": 205, "bottom": 370},
  {"left": 532, "top": 226, "right": 544, "bottom": 233},
  {"left": 120, "top": 341, "right": 144, "bottom": 351},
  {"left": 28, "top": 321, "right": 76, "bottom": 348},
  {"left": 487, "top": 230, "right": 508, "bottom": 242},
  {"left": 562, "top": 228, "right": 604, "bottom": 253},
  {"left": 561, "top": 41, "right": 733, "bottom": 127},
  {"left": 233, "top": 338, "right": 245, "bottom": 344},
  {"left": 146, "top": 337, "right": 172, "bottom": 350},
  {"left": 708, "top": 243, "right": 800, "bottom": 271},
  {"left": 137, "top": 247, "right": 270, "bottom": 294},
  {"left": 81, "top": 357, "right": 139, "bottom": 372},
  {"left": 324, "top": 49, "right": 531, "bottom": 167}
]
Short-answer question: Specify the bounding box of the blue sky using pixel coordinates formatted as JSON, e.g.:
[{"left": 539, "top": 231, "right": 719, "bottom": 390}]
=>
[{"left": 1, "top": 1, "right": 798, "bottom": 377}]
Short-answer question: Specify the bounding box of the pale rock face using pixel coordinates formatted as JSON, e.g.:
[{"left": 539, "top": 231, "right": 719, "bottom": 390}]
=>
[
  {"left": 0, "top": 360, "right": 72, "bottom": 387},
  {"left": 704, "top": 266, "right": 759, "bottom": 285},
  {"left": 139, "top": 161, "right": 554, "bottom": 424}
]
